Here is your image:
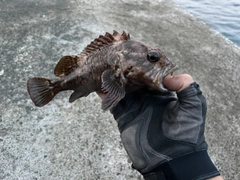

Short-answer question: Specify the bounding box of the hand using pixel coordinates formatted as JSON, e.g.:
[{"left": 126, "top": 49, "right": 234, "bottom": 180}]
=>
[{"left": 97, "top": 74, "right": 221, "bottom": 180}]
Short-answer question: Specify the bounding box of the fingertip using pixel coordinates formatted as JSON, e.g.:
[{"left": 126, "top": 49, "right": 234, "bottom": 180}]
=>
[{"left": 163, "top": 74, "right": 194, "bottom": 92}]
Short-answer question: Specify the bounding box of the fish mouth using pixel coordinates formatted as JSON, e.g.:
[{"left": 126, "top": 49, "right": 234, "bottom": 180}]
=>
[{"left": 154, "top": 64, "right": 179, "bottom": 92}]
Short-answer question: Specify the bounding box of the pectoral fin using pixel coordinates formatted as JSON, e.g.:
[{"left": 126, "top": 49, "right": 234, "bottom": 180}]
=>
[{"left": 101, "top": 69, "right": 126, "bottom": 110}]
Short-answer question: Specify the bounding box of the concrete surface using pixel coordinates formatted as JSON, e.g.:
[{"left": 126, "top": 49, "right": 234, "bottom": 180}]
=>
[{"left": 0, "top": 0, "right": 240, "bottom": 179}]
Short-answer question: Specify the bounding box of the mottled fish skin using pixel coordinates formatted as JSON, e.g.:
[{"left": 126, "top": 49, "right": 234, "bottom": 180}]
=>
[{"left": 27, "top": 30, "right": 178, "bottom": 110}]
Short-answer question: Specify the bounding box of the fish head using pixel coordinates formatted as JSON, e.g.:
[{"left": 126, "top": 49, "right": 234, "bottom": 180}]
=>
[{"left": 120, "top": 41, "right": 178, "bottom": 92}]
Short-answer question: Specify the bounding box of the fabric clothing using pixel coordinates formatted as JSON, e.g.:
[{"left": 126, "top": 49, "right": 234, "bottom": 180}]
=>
[{"left": 111, "top": 83, "right": 220, "bottom": 180}]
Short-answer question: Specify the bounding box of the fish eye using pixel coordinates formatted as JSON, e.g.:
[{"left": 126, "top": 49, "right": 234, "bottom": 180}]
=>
[{"left": 147, "top": 51, "right": 160, "bottom": 62}]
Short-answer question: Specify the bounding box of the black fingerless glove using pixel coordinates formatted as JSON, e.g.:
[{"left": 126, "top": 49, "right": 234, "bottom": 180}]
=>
[{"left": 111, "top": 83, "right": 220, "bottom": 180}]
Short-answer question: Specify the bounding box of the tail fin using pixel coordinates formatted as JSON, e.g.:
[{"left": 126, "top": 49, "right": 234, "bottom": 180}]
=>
[{"left": 27, "top": 77, "right": 58, "bottom": 107}]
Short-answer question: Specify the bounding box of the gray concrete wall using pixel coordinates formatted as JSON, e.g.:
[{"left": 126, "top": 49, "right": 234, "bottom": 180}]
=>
[{"left": 1, "top": 0, "right": 240, "bottom": 179}]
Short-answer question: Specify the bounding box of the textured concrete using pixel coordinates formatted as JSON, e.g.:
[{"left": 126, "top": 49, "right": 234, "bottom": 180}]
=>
[{"left": 0, "top": 0, "right": 240, "bottom": 179}]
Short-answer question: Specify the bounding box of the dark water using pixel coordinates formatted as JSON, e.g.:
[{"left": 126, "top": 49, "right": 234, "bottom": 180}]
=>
[{"left": 172, "top": 0, "right": 240, "bottom": 47}]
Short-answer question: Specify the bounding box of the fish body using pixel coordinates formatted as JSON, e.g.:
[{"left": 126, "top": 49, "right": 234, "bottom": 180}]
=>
[{"left": 27, "top": 30, "right": 178, "bottom": 110}]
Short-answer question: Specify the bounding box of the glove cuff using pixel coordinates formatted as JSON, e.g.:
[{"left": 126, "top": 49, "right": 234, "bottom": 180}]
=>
[{"left": 142, "top": 151, "right": 220, "bottom": 180}]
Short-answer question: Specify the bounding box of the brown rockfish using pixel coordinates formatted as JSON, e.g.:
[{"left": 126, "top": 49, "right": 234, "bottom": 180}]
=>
[{"left": 27, "top": 30, "right": 178, "bottom": 110}]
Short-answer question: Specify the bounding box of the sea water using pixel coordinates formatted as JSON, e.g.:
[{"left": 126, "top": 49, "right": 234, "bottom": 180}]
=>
[{"left": 172, "top": 0, "right": 240, "bottom": 47}]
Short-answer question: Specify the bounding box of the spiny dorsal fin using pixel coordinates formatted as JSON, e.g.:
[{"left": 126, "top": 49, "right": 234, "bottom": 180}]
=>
[
  {"left": 81, "top": 30, "right": 130, "bottom": 56},
  {"left": 54, "top": 55, "right": 80, "bottom": 77}
]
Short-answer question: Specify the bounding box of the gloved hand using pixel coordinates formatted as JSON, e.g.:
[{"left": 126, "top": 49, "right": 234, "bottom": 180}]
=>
[{"left": 108, "top": 75, "right": 221, "bottom": 180}]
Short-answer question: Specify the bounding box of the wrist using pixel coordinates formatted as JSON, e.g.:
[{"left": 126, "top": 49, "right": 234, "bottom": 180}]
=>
[{"left": 142, "top": 151, "right": 220, "bottom": 180}]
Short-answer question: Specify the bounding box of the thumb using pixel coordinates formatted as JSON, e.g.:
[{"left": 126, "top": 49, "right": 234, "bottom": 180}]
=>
[{"left": 162, "top": 74, "right": 194, "bottom": 92}]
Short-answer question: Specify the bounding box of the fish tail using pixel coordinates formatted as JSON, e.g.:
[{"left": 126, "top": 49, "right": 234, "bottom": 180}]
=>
[{"left": 27, "top": 77, "right": 59, "bottom": 107}]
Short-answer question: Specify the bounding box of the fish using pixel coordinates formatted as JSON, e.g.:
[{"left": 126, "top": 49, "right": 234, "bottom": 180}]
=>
[{"left": 27, "top": 30, "right": 178, "bottom": 110}]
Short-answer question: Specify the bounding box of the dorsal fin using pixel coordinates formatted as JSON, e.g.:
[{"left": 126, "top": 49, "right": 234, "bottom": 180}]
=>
[
  {"left": 81, "top": 30, "right": 130, "bottom": 56},
  {"left": 54, "top": 55, "right": 80, "bottom": 77}
]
